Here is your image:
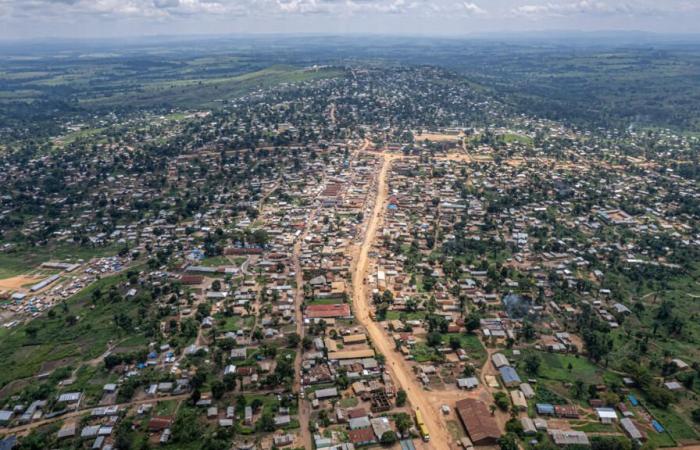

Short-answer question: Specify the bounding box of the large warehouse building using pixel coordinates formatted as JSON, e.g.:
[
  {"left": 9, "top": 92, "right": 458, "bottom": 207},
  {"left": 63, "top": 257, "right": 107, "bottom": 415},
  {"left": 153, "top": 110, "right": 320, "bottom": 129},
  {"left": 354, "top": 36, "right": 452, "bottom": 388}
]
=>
[{"left": 455, "top": 399, "right": 501, "bottom": 445}]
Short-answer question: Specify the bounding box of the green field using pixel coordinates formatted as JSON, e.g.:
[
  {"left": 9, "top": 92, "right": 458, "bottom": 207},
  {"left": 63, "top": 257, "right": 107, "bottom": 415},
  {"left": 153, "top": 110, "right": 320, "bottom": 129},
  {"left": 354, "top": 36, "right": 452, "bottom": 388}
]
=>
[
  {"left": 0, "top": 243, "right": 121, "bottom": 279},
  {"left": 0, "top": 269, "right": 143, "bottom": 389}
]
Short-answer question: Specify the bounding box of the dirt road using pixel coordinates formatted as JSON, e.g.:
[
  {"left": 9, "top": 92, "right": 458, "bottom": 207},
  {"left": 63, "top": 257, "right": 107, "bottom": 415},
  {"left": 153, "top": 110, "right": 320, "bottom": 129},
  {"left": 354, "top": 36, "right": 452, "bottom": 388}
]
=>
[
  {"left": 292, "top": 207, "right": 318, "bottom": 450},
  {"left": 351, "top": 153, "right": 453, "bottom": 449}
]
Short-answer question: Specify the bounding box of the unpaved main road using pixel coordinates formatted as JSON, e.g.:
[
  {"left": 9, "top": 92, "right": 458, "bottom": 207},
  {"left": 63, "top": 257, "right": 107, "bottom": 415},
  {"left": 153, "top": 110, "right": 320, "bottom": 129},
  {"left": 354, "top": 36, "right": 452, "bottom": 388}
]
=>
[{"left": 351, "top": 153, "right": 453, "bottom": 449}]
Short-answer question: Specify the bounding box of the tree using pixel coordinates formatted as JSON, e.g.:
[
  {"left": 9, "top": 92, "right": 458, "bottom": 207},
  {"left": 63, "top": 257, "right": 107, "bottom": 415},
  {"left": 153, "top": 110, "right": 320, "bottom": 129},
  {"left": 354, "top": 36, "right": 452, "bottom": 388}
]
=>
[
  {"left": 190, "top": 389, "right": 201, "bottom": 405},
  {"left": 287, "top": 332, "right": 301, "bottom": 347},
  {"left": 494, "top": 391, "right": 510, "bottom": 411},
  {"left": 251, "top": 398, "right": 263, "bottom": 412},
  {"left": 449, "top": 336, "right": 461, "bottom": 350},
  {"left": 25, "top": 326, "right": 38, "bottom": 340},
  {"left": 571, "top": 380, "right": 586, "bottom": 400},
  {"left": 465, "top": 312, "right": 480, "bottom": 333},
  {"left": 380, "top": 431, "right": 398, "bottom": 445},
  {"left": 211, "top": 280, "right": 221, "bottom": 292},
  {"left": 427, "top": 331, "right": 443, "bottom": 347},
  {"left": 396, "top": 389, "right": 407, "bottom": 407},
  {"left": 395, "top": 412, "right": 412, "bottom": 434},
  {"left": 256, "top": 412, "right": 275, "bottom": 432},
  {"left": 211, "top": 380, "right": 225, "bottom": 400},
  {"left": 302, "top": 335, "right": 313, "bottom": 350},
  {"left": 692, "top": 408, "right": 700, "bottom": 423},
  {"left": 521, "top": 321, "right": 536, "bottom": 341},
  {"left": 498, "top": 432, "right": 519, "bottom": 450},
  {"left": 505, "top": 418, "right": 524, "bottom": 436},
  {"left": 524, "top": 353, "right": 541, "bottom": 375}
]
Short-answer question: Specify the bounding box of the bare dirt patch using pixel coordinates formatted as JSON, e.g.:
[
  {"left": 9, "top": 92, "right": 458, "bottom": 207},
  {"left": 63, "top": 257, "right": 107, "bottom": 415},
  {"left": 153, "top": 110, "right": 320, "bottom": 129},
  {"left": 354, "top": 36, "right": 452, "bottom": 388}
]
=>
[
  {"left": 0, "top": 275, "right": 42, "bottom": 290},
  {"left": 39, "top": 357, "right": 77, "bottom": 374},
  {"left": 416, "top": 132, "right": 463, "bottom": 142}
]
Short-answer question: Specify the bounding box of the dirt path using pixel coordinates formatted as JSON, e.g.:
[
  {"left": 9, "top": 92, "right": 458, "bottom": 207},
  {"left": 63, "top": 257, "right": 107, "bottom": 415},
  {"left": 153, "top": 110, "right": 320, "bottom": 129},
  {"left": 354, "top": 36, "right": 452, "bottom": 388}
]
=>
[
  {"left": 329, "top": 103, "right": 337, "bottom": 125},
  {"left": 4, "top": 393, "right": 191, "bottom": 436},
  {"left": 350, "top": 153, "right": 453, "bottom": 449}
]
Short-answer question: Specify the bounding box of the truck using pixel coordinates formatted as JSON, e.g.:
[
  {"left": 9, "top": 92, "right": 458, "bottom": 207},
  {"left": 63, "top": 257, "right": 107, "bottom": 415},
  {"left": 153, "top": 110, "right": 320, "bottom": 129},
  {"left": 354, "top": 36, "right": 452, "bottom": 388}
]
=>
[{"left": 415, "top": 408, "right": 430, "bottom": 442}]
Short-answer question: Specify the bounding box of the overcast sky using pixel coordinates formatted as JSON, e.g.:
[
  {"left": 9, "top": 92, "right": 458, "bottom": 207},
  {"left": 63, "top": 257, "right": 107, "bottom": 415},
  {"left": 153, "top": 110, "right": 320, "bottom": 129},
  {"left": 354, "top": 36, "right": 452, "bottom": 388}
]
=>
[{"left": 1, "top": 0, "right": 700, "bottom": 39}]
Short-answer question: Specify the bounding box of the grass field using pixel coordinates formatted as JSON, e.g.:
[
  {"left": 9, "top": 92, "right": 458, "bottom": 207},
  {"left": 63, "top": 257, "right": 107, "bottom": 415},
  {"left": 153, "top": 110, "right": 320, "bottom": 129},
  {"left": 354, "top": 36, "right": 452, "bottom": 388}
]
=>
[
  {"left": 0, "top": 269, "right": 141, "bottom": 389},
  {"left": 0, "top": 243, "right": 121, "bottom": 279},
  {"left": 646, "top": 402, "right": 699, "bottom": 444},
  {"left": 79, "top": 65, "right": 343, "bottom": 110}
]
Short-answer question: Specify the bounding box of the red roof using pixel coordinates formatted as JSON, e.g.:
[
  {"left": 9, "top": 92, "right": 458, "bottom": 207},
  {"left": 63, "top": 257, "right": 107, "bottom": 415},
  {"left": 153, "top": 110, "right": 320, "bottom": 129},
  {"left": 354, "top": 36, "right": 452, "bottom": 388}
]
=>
[
  {"left": 148, "top": 416, "right": 173, "bottom": 432},
  {"left": 180, "top": 275, "right": 204, "bottom": 285},
  {"left": 455, "top": 399, "right": 501, "bottom": 445},
  {"left": 347, "top": 408, "right": 367, "bottom": 419},
  {"left": 348, "top": 428, "right": 376, "bottom": 444},
  {"left": 305, "top": 303, "right": 351, "bottom": 318}
]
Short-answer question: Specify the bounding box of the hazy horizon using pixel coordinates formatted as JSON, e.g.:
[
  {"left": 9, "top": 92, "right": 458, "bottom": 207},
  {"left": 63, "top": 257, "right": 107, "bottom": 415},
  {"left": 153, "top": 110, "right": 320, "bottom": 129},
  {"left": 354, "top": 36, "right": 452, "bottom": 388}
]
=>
[{"left": 2, "top": 0, "right": 700, "bottom": 40}]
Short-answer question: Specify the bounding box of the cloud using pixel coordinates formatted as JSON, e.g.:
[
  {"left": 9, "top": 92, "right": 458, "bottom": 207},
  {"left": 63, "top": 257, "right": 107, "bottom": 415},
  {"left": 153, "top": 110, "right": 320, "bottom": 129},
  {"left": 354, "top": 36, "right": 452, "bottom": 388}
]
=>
[
  {"left": 511, "top": 0, "right": 697, "bottom": 18},
  {"left": 461, "top": 1, "right": 485, "bottom": 15}
]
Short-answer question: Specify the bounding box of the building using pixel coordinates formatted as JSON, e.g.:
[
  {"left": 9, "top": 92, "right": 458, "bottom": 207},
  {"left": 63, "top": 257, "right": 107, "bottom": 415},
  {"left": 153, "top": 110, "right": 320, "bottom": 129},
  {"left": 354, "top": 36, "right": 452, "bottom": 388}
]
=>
[
  {"left": 348, "top": 428, "right": 377, "bottom": 446},
  {"left": 620, "top": 418, "right": 644, "bottom": 441},
  {"left": 511, "top": 390, "right": 528, "bottom": 410},
  {"left": 491, "top": 353, "right": 509, "bottom": 369},
  {"left": 596, "top": 408, "right": 618, "bottom": 424},
  {"left": 455, "top": 399, "right": 501, "bottom": 446},
  {"left": 305, "top": 303, "right": 352, "bottom": 319},
  {"left": 457, "top": 377, "right": 479, "bottom": 390},
  {"left": 315, "top": 387, "right": 339, "bottom": 400},
  {"left": 536, "top": 403, "right": 555, "bottom": 416},
  {"left": 499, "top": 366, "right": 522, "bottom": 388},
  {"left": 549, "top": 430, "right": 590, "bottom": 446}
]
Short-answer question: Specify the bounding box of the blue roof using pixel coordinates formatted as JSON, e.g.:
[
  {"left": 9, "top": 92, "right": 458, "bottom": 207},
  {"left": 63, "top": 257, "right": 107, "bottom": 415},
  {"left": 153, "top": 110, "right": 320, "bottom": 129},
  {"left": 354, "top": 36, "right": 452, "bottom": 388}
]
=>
[
  {"left": 499, "top": 366, "right": 522, "bottom": 384},
  {"left": 0, "top": 436, "right": 17, "bottom": 450},
  {"left": 652, "top": 420, "right": 665, "bottom": 433},
  {"left": 628, "top": 395, "right": 639, "bottom": 406},
  {"left": 536, "top": 403, "right": 555, "bottom": 414},
  {"left": 400, "top": 439, "right": 417, "bottom": 450}
]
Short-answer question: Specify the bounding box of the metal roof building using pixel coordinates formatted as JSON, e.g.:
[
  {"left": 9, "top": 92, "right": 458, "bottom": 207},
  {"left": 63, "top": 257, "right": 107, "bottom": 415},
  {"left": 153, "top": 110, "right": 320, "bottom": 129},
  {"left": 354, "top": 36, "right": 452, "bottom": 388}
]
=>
[
  {"left": 455, "top": 399, "right": 501, "bottom": 446},
  {"left": 499, "top": 366, "right": 522, "bottom": 387}
]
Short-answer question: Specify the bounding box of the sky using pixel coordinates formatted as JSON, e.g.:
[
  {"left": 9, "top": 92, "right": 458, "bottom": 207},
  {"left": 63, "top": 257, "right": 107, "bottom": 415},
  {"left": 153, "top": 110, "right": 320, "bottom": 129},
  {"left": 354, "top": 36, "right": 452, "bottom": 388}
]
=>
[{"left": 1, "top": 0, "right": 700, "bottom": 39}]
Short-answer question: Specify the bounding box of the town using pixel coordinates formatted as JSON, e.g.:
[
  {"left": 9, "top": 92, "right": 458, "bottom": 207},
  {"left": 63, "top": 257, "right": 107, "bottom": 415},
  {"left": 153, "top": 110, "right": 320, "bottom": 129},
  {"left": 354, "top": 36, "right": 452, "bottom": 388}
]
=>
[{"left": 0, "top": 64, "right": 698, "bottom": 450}]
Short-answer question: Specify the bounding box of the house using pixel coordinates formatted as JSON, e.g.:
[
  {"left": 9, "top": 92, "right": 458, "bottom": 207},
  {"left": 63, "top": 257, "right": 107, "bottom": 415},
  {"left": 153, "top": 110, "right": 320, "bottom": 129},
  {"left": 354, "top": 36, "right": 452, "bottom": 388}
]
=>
[
  {"left": 555, "top": 404, "right": 579, "bottom": 419},
  {"left": 511, "top": 390, "right": 528, "bottom": 410},
  {"left": 457, "top": 377, "right": 479, "bottom": 390},
  {"left": 520, "top": 382, "right": 535, "bottom": 399},
  {"left": 348, "top": 428, "right": 377, "bottom": 446},
  {"left": 315, "top": 387, "right": 339, "bottom": 400},
  {"left": 620, "top": 418, "right": 644, "bottom": 441},
  {"left": 499, "top": 366, "right": 521, "bottom": 388},
  {"left": 57, "top": 392, "right": 82, "bottom": 404},
  {"left": 491, "top": 353, "right": 509, "bottom": 369},
  {"left": 349, "top": 416, "right": 371, "bottom": 430},
  {"left": 0, "top": 411, "right": 12, "bottom": 425},
  {"left": 148, "top": 416, "right": 173, "bottom": 432},
  {"left": 536, "top": 403, "right": 555, "bottom": 416},
  {"left": 521, "top": 417, "right": 537, "bottom": 435},
  {"left": 273, "top": 433, "right": 295, "bottom": 446},
  {"left": 596, "top": 407, "right": 618, "bottom": 423},
  {"left": 549, "top": 430, "right": 590, "bottom": 446},
  {"left": 370, "top": 417, "right": 392, "bottom": 440}
]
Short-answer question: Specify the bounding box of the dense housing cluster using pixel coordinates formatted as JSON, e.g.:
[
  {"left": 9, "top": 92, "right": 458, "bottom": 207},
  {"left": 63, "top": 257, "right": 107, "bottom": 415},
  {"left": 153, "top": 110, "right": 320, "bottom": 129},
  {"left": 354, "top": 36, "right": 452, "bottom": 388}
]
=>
[{"left": 0, "top": 64, "right": 698, "bottom": 450}]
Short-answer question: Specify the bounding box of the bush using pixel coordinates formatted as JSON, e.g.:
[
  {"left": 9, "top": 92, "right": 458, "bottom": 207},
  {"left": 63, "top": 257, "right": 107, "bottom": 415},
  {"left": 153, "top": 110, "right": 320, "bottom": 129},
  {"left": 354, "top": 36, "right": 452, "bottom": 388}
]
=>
[
  {"left": 380, "top": 431, "right": 398, "bottom": 445},
  {"left": 396, "top": 389, "right": 407, "bottom": 407},
  {"left": 494, "top": 391, "right": 510, "bottom": 411}
]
